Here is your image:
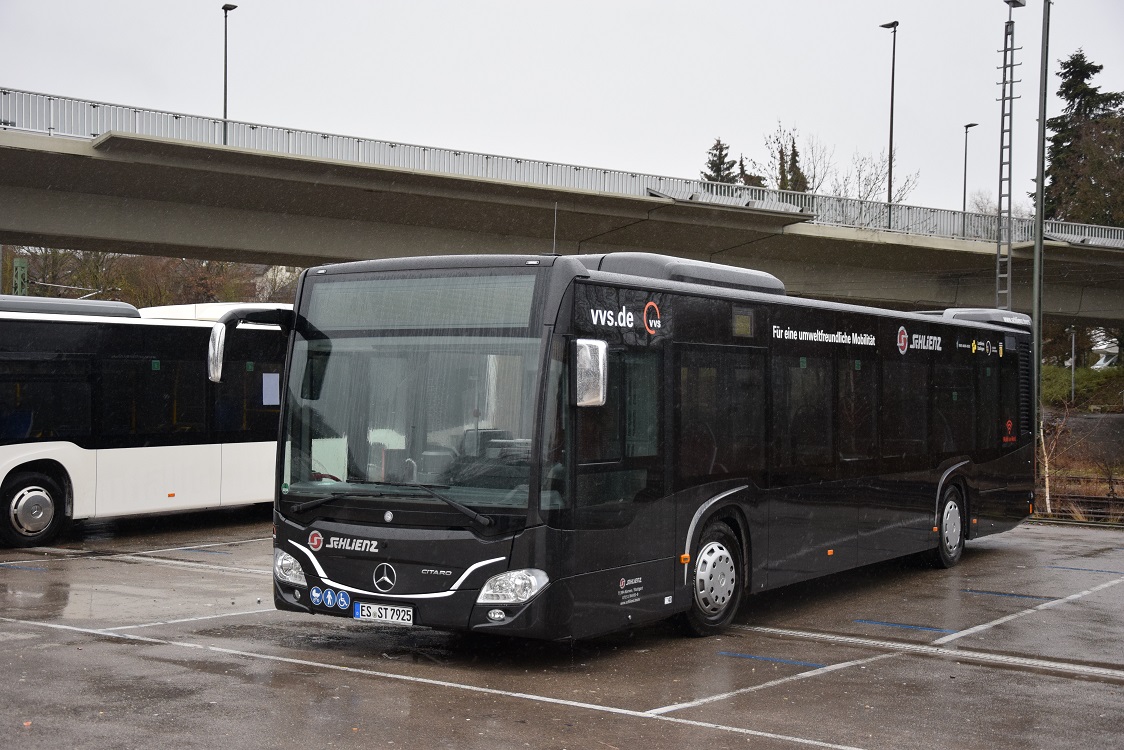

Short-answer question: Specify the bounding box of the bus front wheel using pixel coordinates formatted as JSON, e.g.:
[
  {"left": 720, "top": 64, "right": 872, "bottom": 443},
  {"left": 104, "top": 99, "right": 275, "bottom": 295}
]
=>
[
  {"left": 932, "top": 486, "right": 965, "bottom": 569},
  {"left": 1, "top": 472, "right": 68, "bottom": 548},
  {"left": 683, "top": 521, "right": 744, "bottom": 637}
]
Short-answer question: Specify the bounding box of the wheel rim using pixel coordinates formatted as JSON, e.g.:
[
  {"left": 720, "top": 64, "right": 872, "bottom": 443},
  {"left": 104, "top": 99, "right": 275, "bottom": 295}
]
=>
[
  {"left": 941, "top": 499, "right": 962, "bottom": 554},
  {"left": 694, "top": 540, "right": 736, "bottom": 615},
  {"left": 9, "top": 485, "right": 55, "bottom": 536}
]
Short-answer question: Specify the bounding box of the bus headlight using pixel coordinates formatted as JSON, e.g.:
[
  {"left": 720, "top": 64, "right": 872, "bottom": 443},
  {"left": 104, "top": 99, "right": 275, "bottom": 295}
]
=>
[
  {"left": 274, "top": 548, "right": 307, "bottom": 587},
  {"left": 477, "top": 569, "right": 549, "bottom": 605}
]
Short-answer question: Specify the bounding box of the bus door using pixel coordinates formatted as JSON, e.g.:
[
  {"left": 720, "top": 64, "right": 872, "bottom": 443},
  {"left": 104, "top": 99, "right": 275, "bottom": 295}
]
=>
[
  {"left": 874, "top": 320, "right": 945, "bottom": 556},
  {"left": 767, "top": 311, "right": 858, "bottom": 586},
  {"left": 568, "top": 345, "right": 673, "bottom": 638},
  {"left": 673, "top": 343, "right": 767, "bottom": 589}
]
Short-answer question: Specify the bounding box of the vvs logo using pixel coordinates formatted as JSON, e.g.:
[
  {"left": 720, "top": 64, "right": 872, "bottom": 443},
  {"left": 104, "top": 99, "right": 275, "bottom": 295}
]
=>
[
  {"left": 589, "top": 301, "right": 662, "bottom": 335},
  {"left": 589, "top": 306, "right": 635, "bottom": 328},
  {"left": 643, "top": 302, "right": 661, "bottom": 334}
]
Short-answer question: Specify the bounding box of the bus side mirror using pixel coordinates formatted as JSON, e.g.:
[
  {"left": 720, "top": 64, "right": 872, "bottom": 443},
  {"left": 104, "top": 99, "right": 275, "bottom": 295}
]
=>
[
  {"left": 208, "top": 323, "right": 228, "bottom": 383},
  {"left": 207, "top": 306, "right": 294, "bottom": 384},
  {"left": 575, "top": 339, "right": 608, "bottom": 408}
]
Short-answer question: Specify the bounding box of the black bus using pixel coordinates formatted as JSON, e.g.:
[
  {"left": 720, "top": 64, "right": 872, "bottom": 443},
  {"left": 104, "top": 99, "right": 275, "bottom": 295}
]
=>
[
  {"left": 210, "top": 253, "right": 1033, "bottom": 640},
  {"left": 0, "top": 297, "right": 287, "bottom": 547}
]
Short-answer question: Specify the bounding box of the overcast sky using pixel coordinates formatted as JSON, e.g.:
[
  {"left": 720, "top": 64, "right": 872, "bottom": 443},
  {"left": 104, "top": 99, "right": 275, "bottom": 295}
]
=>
[{"left": 4, "top": 0, "right": 1123, "bottom": 215}]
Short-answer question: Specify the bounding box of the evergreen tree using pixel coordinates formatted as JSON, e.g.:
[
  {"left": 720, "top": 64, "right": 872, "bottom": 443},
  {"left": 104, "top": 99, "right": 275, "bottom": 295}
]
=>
[
  {"left": 701, "top": 138, "right": 736, "bottom": 183},
  {"left": 737, "top": 155, "right": 765, "bottom": 188},
  {"left": 787, "top": 138, "right": 809, "bottom": 193},
  {"left": 764, "top": 126, "right": 811, "bottom": 193},
  {"left": 777, "top": 139, "right": 789, "bottom": 192},
  {"left": 1042, "top": 50, "right": 1124, "bottom": 224}
]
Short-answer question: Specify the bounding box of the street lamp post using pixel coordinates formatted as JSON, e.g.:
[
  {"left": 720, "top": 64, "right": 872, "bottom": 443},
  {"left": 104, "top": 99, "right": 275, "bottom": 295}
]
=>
[
  {"left": 880, "top": 21, "right": 899, "bottom": 229},
  {"left": 962, "top": 122, "right": 979, "bottom": 235},
  {"left": 222, "top": 3, "right": 238, "bottom": 146}
]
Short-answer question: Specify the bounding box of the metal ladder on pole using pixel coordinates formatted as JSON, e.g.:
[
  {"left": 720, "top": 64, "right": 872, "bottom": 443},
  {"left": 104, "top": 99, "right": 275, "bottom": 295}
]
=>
[{"left": 995, "top": 16, "right": 1021, "bottom": 310}]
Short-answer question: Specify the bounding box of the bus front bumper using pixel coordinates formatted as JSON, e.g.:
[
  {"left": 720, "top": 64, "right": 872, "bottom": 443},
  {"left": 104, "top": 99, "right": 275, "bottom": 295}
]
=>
[{"left": 273, "top": 577, "right": 574, "bottom": 640}]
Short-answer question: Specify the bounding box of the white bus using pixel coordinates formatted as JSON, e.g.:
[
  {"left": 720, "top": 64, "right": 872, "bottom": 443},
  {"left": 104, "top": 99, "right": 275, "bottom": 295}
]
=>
[{"left": 0, "top": 295, "right": 288, "bottom": 547}]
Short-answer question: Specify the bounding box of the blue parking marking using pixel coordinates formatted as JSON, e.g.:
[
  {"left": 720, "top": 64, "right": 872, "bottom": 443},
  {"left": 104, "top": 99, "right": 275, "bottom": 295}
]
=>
[
  {"left": 1046, "top": 565, "right": 1124, "bottom": 575},
  {"left": 854, "top": 619, "right": 957, "bottom": 634},
  {"left": 0, "top": 564, "right": 47, "bottom": 571},
  {"left": 961, "top": 588, "right": 1056, "bottom": 601},
  {"left": 718, "top": 652, "right": 826, "bottom": 669}
]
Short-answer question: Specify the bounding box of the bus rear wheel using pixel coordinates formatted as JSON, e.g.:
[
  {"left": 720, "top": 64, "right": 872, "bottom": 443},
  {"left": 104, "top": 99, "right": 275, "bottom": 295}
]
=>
[
  {"left": 683, "top": 521, "right": 744, "bottom": 637},
  {"left": 1, "top": 472, "right": 68, "bottom": 548},
  {"left": 932, "top": 486, "right": 965, "bottom": 569}
]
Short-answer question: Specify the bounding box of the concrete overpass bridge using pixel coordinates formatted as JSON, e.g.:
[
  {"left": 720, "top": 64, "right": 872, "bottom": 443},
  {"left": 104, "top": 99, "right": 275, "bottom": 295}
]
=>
[{"left": 2, "top": 87, "right": 1123, "bottom": 323}]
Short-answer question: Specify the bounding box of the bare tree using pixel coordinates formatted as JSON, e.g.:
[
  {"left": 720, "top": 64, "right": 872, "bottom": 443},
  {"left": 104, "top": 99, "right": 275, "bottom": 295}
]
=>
[
  {"left": 829, "top": 150, "right": 919, "bottom": 203},
  {"left": 968, "top": 189, "right": 1034, "bottom": 218},
  {"left": 799, "top": 133, "right": 835, "bottom": 195}
]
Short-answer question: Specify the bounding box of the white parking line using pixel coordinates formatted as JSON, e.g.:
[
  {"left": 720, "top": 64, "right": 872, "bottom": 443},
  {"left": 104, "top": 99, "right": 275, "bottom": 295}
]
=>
[
  {"left": 0, "top": 538, "right": 271, "bottom": 570},
  {"left": 103, "top": 608, "right": 278, "bottom": 631},
  {"left": 0, "top": 616, "right": 870, "bottom": 750},
  {"left": 733, "top": 625, "right": 1124, "bottom": 681},
  {"left": 648, "top": 653, "right": 896, "bottom": 715},
  {"left": 931, "top": 575, "right": 1124, "bottom": 645},
  {"left": 109, "top": 554, "right": 271, "bottom": 577},
  {"left": 122, "top": 538, "right": 272, "bottom": 557}
]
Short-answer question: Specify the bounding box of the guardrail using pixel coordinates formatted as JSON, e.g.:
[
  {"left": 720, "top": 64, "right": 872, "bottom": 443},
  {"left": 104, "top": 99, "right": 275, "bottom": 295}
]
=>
[
  {"left": 5, "top": 87, "right": 1124, "bottom": 247},
  {"left": 1036, "top": 495, "right": 1123, "bottom": 525}
]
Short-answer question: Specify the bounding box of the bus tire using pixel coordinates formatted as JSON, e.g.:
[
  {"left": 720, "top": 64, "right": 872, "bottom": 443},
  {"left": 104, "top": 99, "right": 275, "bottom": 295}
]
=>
[
  {"left": 683, "top": 521, "right": 744, "bottom": 637},
  {"left": 932, "top": 485, "right": 965, "bottom": 569},
  {"left": 0, "top": 472, "right": 68, "bottom": 548}
]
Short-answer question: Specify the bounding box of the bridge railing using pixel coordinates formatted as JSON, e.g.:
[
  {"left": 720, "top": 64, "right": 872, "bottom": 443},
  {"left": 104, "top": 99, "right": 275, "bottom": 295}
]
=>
[{"left": 4, "top": 87, "right": 1124, "bottom": 248}]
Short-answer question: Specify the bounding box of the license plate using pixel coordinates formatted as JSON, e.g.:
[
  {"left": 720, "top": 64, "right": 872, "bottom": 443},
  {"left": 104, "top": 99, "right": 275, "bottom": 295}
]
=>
[{"left": 353, "top": 601, "right": 414, "bottom": 626}]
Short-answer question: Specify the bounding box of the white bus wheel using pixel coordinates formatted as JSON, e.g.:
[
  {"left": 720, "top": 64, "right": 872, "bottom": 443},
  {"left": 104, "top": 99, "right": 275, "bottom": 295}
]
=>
[
  {"left": 932, "top": 486, "right": 965, "bottom": 569},
  {"left": 1, "top": 472, "right": 68, "bottom": 548},
  {"left": 684, "top": 521, "right": 744, "bottom": 637}
]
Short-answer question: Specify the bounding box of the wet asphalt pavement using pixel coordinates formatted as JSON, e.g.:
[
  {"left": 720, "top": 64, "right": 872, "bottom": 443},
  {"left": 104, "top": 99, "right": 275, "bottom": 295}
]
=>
[{"left": 2, "top": 507, "right": 1122, "bottom": 750}]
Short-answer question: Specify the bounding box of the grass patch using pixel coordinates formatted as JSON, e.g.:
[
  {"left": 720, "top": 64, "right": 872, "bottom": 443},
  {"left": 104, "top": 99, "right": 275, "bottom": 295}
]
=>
[{"left": 1041, "top": 366, "right": 1124, "bottom": 412}]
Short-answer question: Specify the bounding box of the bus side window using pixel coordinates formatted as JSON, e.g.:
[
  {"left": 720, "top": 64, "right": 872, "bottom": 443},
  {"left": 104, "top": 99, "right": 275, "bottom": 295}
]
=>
[
  {"left": 931, "top": 363, "right": 976, "bottom": 454},
  {"left": 771, "top": 354, "right": 833, "bottom": 467},
  {"left": 575, "top": 350, "right": 663, "bottom": 510},
  {"left": 837, "top": 357, "right": 877, "bottom": 461},
  {"left": 881, "top": 359, "right": 929, "bottom": 458},
  {"left": 576, "top": 352, "right": 622, "bottom": 464},
  {"left": 677, "top": 346, "right": 763, "bottom": 485},
  {"left": 977, "top": 362, "right": 999, "bottom": 449}
]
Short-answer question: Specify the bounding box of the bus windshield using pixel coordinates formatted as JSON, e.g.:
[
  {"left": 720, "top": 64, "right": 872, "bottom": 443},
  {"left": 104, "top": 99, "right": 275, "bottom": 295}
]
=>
[{"left": 281, "top": 271, "right": 544, "bottom": 518}]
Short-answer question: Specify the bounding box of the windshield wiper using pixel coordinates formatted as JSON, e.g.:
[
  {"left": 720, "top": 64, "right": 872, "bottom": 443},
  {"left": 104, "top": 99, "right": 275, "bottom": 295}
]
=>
[
  {"left": 290, "top": 491, "right": 385, "bottom": 514},
  {"left": 375, "top": 480, "right": 495, "bottom": 528},
  {"left": 289, "top": 482, "right": 494, "bottom": 528}
]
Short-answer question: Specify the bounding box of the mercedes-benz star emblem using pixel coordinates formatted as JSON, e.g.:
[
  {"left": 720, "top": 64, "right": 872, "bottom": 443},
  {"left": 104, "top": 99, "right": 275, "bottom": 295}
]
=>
[{"left": 373, "top": 563, "right": 397, "bottom": 593}]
